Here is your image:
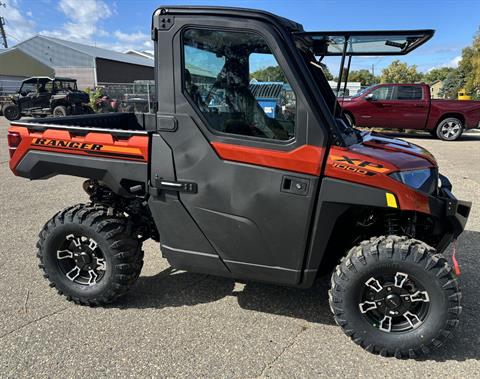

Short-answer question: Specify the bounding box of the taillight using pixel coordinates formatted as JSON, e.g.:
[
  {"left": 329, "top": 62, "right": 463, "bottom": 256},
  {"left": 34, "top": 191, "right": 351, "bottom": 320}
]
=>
[{"left": 7, "top": 131, "right": 21, "bottom": 158}]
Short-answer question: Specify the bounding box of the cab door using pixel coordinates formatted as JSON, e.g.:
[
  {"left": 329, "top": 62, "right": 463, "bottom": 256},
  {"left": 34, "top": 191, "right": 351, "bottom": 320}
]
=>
[
  {"left": 357, "top": 85, "right": 396, "bottom": 128},
  {"left": 151, "top": 21, "right": 328, "bottom": 285},
  {"left": 388, "top": 85, "right": 429, "bottom": 129}
]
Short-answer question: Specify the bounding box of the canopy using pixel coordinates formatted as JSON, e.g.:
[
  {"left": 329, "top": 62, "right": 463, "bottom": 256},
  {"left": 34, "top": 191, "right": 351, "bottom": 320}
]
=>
[{"left": 295, "top": 30, "right": 434, "bottom": 56}]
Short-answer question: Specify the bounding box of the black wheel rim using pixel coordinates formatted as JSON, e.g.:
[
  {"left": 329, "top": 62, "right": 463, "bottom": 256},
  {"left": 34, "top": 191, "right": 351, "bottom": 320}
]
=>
[
  {"left": 56, "top": 234, "right": 106, "bottom": 286},
  {"left": 359, "top": 271, "right": 430, "bottom": 333}
]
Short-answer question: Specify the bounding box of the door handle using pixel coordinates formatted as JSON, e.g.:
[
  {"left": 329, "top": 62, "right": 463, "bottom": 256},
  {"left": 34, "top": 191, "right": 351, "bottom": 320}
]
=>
[
  {"left": 414, "top": 104, "right": 426, "bottom": 108},
  {"left": 152, "top": 177, "right": 198, "bottom": 194}
]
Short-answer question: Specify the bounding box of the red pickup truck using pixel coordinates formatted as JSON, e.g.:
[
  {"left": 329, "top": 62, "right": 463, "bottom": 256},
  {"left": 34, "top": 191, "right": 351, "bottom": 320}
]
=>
[{"left": 340, "top": 83, "right": 480, "bottom": 140}]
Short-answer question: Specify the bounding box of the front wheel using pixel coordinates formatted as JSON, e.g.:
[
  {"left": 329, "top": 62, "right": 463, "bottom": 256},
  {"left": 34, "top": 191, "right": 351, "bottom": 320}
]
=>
[
  {"left": 436, "top": 117, "right": 464, "bottom": 141},
  {"left": 3, "top": 104, "right": 21, "bottom": 121},
  {"left": 37, "top": 204, "right": 144, "bottom": 306},
  {"left": 329, "top": 236, "right": 461, "bottom": 358}
]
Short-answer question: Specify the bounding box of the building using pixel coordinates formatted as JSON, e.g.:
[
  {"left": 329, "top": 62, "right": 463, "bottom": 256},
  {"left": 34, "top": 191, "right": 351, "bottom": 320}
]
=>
[
  {"left": 328, "top": 81, "right": 362, "bottom": 96},
  {"left": 0, "top": 35, "right": 154, "bottom": 91},
  {"left": 430, "top": 80, "right": 444, "bottom": 99},
  {"left": 124, "top": 50, "right": 154, "bottom": 60}
]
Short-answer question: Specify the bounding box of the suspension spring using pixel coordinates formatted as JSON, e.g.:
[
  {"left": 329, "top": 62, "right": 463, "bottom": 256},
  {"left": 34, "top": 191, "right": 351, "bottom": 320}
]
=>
[{"left": 385, "top": 213, "right": 400, "bottom": 235}]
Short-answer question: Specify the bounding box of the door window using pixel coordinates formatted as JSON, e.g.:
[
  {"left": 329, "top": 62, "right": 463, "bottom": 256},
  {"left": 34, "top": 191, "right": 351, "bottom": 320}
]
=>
[
  {"left": 395, "top": 86, "right": 423, "bottom": 100},
  {"left": 182, "top": 28, "right": 296, "bottom": 141},
  {"left": 370, "top": 86, "right": 394, "bottom": 100}
]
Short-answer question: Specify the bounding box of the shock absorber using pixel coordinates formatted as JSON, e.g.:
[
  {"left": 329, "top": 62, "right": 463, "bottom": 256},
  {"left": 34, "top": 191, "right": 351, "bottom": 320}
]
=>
[{"left": 385, "top": 212, "right": 400, "bottom": 235}]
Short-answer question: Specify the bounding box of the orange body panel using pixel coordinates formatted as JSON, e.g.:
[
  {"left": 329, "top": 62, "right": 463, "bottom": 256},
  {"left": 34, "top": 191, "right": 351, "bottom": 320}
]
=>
[
  {"left": 8, "top": 125, "right": 149, "bottom": 174},
  {"left": 211, "top": 141, "right": 325, "bottom": 176},
  {"left": 325, "top": 146, "right": 431, "bottom": 213}
]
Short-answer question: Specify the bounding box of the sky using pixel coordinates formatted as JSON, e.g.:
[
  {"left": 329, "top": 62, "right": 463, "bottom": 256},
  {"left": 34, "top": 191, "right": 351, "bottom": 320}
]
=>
[{"left": 1, "top": 0, "right": 479, "bottom": 75}]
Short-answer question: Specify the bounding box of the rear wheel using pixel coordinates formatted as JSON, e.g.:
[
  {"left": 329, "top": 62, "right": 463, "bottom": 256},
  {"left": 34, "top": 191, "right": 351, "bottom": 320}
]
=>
[
  {"left": 53, "top": 105, "right": 68, "bottom": 117},
  {"left": 37, "top": 204, "right": 144, "bottom": 306},
  {"left": 3, "top": 104, "right": 21, "bottom": 121},
  {"left": 329, "top": 236, "right": 461, "bottom": 358},
  {"left": 436, "top": 117, "right": 464, "bottom": 141}
]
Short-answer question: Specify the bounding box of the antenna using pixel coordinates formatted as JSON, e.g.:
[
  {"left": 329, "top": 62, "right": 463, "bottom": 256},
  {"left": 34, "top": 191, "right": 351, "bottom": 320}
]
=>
[{"left": 0, "top": 1, "right": 8, "bottom": 48}]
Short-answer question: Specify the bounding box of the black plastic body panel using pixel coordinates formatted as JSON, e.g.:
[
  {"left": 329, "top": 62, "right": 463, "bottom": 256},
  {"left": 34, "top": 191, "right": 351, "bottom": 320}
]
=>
[
  {"left": 15, "top": 151, "right": 147, "bottom": 197},
  {"left": 15, "top": 112, "right": 156, "bottom": 133},
  {"left": 300, "top": 177, "right": 394, "bottom": 287},
  {"left": 428, "top": 187, "right": 471, "bottom": 253}
]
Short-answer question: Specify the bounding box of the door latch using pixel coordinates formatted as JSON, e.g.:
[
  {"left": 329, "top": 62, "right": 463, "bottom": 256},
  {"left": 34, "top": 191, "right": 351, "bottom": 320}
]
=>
[{"left": 281, "top": 175, "right": 309, "bottom": 196}]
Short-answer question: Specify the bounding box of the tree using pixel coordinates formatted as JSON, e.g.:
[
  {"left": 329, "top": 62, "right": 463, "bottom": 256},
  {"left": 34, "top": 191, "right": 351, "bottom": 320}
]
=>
[
  {"left": 321, "top": 64, "right": 334, "bottom": 81},
  {"left": 423, "top": 67, "right": 455, "bottom": 84},
  {"left": 380, "top": 60, "right": 423, "bottom": 83},
  {"left": 461, "top": 28, "right": 480, "bottom": 97},
  {"left": 439, "top": 69, "right": 466, "bottom": 99},
  {"left": 347, "top": 69, "right": 379, "bottom": 86},
  {"left": 250, "top": 66, "right": 286, "bottom": 82}
]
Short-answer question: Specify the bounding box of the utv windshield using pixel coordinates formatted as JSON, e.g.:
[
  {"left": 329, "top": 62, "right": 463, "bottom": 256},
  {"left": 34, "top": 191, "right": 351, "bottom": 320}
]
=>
[
  {"left": 294, "top": 30, "right": 434, "bottom": 56},
  {"left": 293, "top": 30, "right": 434, "bottom": 145}
]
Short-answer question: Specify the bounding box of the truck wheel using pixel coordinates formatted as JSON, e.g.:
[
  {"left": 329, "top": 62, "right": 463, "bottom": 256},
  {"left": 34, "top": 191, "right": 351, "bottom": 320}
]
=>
[
  {"left": 436, "top": 117, "right": 464, "bottom": 141},
  {"left": 329, "top": 236, "right": 461, "bottom": 358},
  {"left": 37, "top": 204, "right": 144, "bottom": 306},
  {"left": 53, "top": 105, "right": 68, "bottom": 117},
  {"left": 3, "top": 104, "right": 21, "bottom": 121}
]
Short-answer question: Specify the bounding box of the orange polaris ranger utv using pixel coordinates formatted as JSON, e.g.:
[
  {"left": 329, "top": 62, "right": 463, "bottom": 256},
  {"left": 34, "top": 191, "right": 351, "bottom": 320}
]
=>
[{"left": 7, "top": 7, "right": 471, "bottom": 357}]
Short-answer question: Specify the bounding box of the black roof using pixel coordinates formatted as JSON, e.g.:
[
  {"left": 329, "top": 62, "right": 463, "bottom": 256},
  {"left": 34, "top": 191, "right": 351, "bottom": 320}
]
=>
[
  {"left": 22, "top": 76, "right": 77, "bottom": 84},
  {"left": 153, "top": 5, "right": 304, "bottom": 32}
]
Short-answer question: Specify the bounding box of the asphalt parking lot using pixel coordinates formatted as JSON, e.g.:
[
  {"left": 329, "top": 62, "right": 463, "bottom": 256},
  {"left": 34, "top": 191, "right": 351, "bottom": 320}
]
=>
[{"left": 0, "top": 116, "right": 479, "bottom": 378}]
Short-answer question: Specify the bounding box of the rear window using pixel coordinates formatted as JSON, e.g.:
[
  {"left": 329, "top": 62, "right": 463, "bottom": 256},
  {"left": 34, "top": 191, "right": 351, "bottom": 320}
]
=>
[{"left": 395, "top": 86, "right": 423, "bottom": 100}]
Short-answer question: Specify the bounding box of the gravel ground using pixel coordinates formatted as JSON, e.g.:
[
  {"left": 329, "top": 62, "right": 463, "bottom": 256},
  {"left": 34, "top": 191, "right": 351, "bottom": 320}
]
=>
[{"left": 0, "top": 117, "right": 479, "bottom": 378}]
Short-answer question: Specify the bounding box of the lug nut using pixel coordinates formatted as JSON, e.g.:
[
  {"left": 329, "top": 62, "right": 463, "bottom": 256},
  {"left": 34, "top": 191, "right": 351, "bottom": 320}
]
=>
[
  {"left": 387, "top": 287, "right": 392, "bottom": 291},
  {"left": 377, "top": 301, "right": 382, "bottom": 305}
]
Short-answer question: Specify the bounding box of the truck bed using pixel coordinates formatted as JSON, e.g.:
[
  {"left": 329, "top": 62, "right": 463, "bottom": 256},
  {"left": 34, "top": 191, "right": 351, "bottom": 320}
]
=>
[{"left": 8, "top": 112, "right": 151, "bottom": 197}]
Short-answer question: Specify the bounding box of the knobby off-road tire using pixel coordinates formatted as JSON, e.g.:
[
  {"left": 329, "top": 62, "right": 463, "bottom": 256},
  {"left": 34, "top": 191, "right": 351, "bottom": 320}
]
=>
[
  {"left": 37, "top": 204, "right": 144, "bottom": 306},
  {"left": 3, "top": 104, "right": 21, "bottom": 121},
  {"left": 53, "top": 105, "right": 68, "bottom": 117},
  {"left": 329, "top": 235, "right": 461, "bottom": 358}
]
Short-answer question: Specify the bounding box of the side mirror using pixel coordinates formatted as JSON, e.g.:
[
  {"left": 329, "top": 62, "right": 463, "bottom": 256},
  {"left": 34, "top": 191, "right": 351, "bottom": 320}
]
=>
[
  {"left": 365, "top": 93, "right": 375, "bottom": 101},
  {"left": 20, "top": 91, "right": 27, "bottom": 97}
]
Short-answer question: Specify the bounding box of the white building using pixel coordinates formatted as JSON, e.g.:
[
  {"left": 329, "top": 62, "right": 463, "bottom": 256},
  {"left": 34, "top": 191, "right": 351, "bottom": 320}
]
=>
[{"left": 328, "top": 81, "right": 362, "bottom": 96}]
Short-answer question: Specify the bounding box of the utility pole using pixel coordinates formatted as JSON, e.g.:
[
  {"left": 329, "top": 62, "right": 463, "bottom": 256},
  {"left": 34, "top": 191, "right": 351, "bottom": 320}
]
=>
[
  {"left": 371, "top": 64, "right": 375, "bottom": 77},
  {"left": 0, "top": 2, "right": 7, "bottom": 49}
]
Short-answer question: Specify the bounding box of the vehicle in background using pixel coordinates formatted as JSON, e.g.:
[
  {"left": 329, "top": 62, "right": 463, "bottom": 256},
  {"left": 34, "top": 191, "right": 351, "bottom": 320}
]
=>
[
  {"left": 2, "top": 77, "right": 93, "bottom": 121},
  {"left": 340, "top": 83, "right": 480, "bottom": 140},
  {"left": 118, "top": 80, "right": 157, "bottom": 113},
  {"left": 458, "top": 89, "right": 472, "bottom": 100},
  {"left": 95, "top": 95, "right": 119, "bottom": 113}
]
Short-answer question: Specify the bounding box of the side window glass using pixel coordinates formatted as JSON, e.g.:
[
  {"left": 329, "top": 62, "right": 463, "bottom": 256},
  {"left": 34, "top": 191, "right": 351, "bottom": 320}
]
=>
[
  {"left": 20, "top": 82, "right": 36, "bottom": 94},
  {"left": 183, "top": 28, "right": 296, "bottom": 141},
  {"left": 371, "top": 86, "right": 394, "bottom": 100},
  {"left": 396, "top": 86, "right": 423, "bottom": 100}
]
